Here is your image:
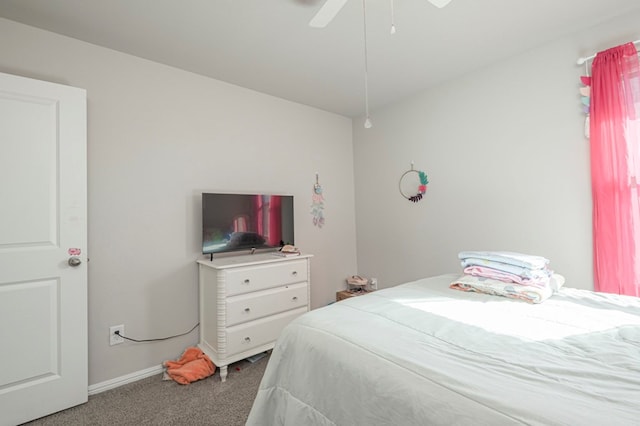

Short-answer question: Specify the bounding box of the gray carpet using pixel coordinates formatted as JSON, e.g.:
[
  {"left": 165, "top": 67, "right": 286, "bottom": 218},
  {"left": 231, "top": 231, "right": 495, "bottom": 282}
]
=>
[{"left": 23, "top": 354, "right": 269, "bottom": 426}]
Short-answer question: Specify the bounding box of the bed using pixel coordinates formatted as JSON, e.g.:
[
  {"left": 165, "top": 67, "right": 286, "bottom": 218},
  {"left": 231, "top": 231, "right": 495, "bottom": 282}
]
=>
[{"left": 246, "top": 273, "right": 640, "bottom": 425}]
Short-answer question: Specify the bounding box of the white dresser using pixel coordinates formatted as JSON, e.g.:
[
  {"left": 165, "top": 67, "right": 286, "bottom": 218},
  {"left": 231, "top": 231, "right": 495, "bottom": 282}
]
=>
[{"left": 197, "top": 253, "right": 312, "bottom": 381}]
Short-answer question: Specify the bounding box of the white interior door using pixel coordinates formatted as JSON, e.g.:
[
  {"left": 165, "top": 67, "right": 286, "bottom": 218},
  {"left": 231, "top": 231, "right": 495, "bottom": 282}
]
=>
[{"left": 0, "top": 72, "right": 87, "bottom": 426}]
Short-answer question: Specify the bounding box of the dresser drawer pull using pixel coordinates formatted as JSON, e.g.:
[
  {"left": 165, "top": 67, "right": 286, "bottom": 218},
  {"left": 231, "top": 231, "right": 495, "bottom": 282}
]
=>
[
  {"left": 243, "top": 279, "right": 251, "bottom": 284},
  {"left": 292, "top": 296, "right": 298, "bottom": 301},
  {"left": 244, "top": 307, "right": 251, "bottom": 312},
  {"left": 291, "top": 271, "right": 298, "bottom": 276},
  {"left": 244, "top": 337, "right": 251, "bottom": 343}
]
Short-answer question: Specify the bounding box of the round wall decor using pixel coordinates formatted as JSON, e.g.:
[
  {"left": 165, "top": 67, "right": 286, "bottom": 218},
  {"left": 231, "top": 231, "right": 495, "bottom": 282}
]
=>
[{"left": 399, "top": 164, "right": 429, "bottom": 203}]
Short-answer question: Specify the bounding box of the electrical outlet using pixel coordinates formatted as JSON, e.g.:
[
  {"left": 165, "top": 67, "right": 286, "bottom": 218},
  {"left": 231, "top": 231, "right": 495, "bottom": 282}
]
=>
[
  {"left": 369, "top": 278, "right": 378, "bottom": 291},
  {"left": 109, "top": 325, "right": 124, "bottom": 346}
]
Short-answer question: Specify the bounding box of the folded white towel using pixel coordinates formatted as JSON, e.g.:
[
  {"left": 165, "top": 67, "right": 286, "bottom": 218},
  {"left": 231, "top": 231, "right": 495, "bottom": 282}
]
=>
[{"left": 458, "top": 251, "right": 549, "bottom": 270}]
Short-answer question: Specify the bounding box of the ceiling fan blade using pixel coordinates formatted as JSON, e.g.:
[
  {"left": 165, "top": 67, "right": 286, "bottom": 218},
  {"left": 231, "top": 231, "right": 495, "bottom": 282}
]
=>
[
  {"left": 309, "top": 0, "right": 348, "bottom": 28},
  {"left": 427, "top": 0, "right": 452, "bottom": 8}
]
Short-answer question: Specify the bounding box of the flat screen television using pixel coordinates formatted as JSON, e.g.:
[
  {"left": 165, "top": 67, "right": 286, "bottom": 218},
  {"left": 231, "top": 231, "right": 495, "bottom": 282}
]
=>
[{"left": 202, "top": 193, "right": 294, "bottom": 257}]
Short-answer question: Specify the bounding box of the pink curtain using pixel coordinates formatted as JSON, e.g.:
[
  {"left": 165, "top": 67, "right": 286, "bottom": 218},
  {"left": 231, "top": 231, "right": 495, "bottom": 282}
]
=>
[{"left": 590, "top": 42, "right": 640, "bottom": 296}]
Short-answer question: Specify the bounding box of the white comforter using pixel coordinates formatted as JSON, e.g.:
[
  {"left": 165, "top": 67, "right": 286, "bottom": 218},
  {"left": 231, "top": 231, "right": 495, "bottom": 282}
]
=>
[{"left": 247, "top": 274, "right": 640, "bottom": 425}]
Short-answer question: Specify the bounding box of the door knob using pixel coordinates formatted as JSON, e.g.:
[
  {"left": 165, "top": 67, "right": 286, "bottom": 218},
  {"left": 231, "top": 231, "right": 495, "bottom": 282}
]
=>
[{"left": 68, "top": 257, "right": 82, "bottom": 267}]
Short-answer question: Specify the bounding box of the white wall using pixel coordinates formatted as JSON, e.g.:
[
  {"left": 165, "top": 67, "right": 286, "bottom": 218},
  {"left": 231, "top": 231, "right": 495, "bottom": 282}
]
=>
[
  {"left": 353, "top": 11, "right": 640, "bottom": 291},
  {"left": 0, "top": 18, "right": 358, "bottom": 385}
]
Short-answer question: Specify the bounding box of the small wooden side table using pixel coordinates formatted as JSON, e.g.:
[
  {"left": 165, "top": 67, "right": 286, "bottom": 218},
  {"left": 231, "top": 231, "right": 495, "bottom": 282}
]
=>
[{"left": 336, "top": 289, "right": 372, "bottom": 302}]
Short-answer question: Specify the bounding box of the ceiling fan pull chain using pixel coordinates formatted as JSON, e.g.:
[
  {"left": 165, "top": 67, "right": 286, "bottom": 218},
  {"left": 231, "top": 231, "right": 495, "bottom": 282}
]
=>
[
  {"left": 390, "top": 0, "right": 396, "bottom": 34},
  {"left": 363, "top": 0, "right": 372, "bottom": 128}
]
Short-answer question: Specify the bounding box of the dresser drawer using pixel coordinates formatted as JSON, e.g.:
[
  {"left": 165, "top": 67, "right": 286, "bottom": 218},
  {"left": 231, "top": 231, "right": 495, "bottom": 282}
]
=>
[
  {"left": 226, "top": 282, "right": 308, "bottom": 327},
  {"left": 225, "top": 259, "right": 308, "bottom": 296},
  {"left": 226, "top": 307, "right": 307, "bottom": 354}
]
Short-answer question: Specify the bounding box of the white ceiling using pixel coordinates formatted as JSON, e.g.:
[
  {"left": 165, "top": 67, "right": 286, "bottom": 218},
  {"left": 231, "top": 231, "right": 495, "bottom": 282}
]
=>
[{"left": 1, "top": 0, "right": 639, "bottom": 117}]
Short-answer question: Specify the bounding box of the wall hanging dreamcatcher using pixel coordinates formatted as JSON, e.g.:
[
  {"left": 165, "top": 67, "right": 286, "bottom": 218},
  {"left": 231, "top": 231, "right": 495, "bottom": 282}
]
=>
[
  {"left": 399, "top": 162, "right": 429, "bottom": 203},
  {"left": 311, "top": 173, "right": 325, "bottom": 227}
]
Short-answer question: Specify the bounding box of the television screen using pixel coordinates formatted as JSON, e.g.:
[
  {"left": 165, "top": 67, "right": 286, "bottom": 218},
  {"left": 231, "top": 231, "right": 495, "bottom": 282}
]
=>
[{"left": 202, "top": 193, "right": 294, "bottom": 255}]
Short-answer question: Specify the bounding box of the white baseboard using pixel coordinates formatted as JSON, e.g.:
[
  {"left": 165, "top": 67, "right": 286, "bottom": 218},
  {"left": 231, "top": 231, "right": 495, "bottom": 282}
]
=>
[{"left": 88, "top": 364, "right": 164, "bottom": 396}]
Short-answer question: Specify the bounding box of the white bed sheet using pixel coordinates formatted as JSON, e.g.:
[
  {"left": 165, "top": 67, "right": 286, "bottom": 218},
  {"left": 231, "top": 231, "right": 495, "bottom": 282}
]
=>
[{"left": 247, "top": 274, "right": 640, "bottom": 425}]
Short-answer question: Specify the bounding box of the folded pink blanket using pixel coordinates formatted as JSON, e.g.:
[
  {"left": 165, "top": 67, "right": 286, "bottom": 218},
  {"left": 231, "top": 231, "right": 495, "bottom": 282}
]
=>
[
  {"left": 463, "top": 265, "right": 550, "bottom": 288},
  {"left": 163, "top": 347, "right": 216, "bottom": 385},
  {"left": 450, "top": 274, "right": 565, "bottom": 304}
]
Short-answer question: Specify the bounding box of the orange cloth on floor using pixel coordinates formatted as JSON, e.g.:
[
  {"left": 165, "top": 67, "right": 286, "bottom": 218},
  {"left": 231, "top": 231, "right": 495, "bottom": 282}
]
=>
[{"left": 163, "top": 347, "right": 216, "bottom": 385}]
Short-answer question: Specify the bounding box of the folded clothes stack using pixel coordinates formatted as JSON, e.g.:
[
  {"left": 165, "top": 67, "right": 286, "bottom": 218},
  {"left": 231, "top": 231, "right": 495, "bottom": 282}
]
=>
[{"left": 450, "top": 251, "right": 565, "bottom": 303}]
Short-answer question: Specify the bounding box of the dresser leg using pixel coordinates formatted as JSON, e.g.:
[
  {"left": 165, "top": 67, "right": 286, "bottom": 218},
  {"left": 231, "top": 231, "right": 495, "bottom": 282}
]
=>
[{"left": 220, "top": 365, "right": 228, "bottom": 382}]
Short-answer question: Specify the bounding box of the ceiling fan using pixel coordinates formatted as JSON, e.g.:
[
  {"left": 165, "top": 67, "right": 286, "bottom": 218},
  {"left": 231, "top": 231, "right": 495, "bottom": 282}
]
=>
[{"left": 309, "top": 0, "right": 452, "bottom": 28}]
